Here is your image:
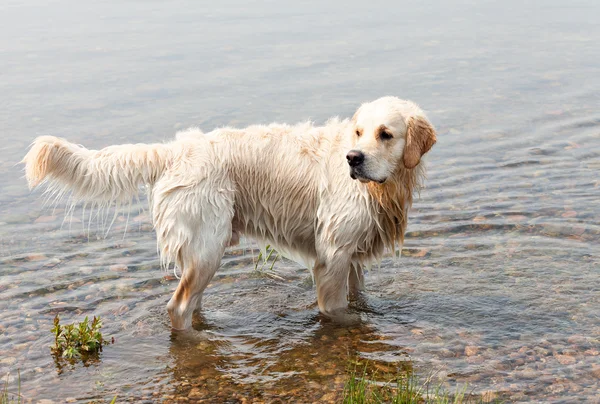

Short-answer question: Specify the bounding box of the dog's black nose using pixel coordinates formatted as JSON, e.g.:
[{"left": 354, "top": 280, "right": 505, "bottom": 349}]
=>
[{"left": 346, "top": 150, "right": 365, "bottom": 167}]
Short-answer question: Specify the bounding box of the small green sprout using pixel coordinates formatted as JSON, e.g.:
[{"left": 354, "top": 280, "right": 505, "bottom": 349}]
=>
[{"left": 253, "top": 244, "right": 283, "bottom": 280}]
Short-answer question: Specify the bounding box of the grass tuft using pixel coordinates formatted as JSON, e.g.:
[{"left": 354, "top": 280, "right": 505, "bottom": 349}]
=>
[
  {"left": 253, "top": 245, "right": 283, "bottom": 280},
  {"left": 343, "top": 364, "right": 497, "bottom": 404},
  {"left": 1, "top": 370, "right": 21, "bottom": 404}
]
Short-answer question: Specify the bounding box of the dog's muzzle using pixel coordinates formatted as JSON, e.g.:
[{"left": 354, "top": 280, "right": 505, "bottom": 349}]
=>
[
  {"left": 347, "top": 150, "right": 370, "bottom": 182},
  {"left": 347, "top": 151, "right": 386, "bottom": 184}
]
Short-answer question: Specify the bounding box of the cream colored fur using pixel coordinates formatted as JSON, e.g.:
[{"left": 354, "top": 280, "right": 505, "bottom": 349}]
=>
[{"left": 22, "top": 96, "right": 436, "bottom": 329}]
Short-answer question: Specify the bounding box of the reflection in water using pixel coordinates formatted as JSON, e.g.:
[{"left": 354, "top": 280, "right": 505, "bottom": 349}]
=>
[{"left": 167, "top": 309, "right": 413, "bottom": 402}]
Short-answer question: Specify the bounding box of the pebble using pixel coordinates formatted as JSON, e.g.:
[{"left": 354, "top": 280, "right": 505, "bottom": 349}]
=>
[
  {"left": 402, "top": 248, "right": 428, "bottom": 257},
  {"left": 534, "top": 346, "right": 550, "bottom": 356},
  {"left": 188, "top": 388, "right": 202, "bottom": 398},
  {"left": 567, "top": 335, "right": 587, "bottom": 344},
  {"left": 25, "top": 253, "right": 47, "bottom": 261},
  {"left": 555, "top": 354, "right": 576, "bottom": 365},
  {"left": 561, "top": 211, "right": 577, "bottom": 218},
  {"left": 584, "top": 349, "right": 599, "bottom": 356},
  {"left": 79, "top": 266, "right": 94, "bottom": 274},
  {"left": 466, "top": 355, "right": 485, "bottom": 364},
  {"left": 319, "top": 392, "right": 337, "bottom": 402},
  {"left": 519, "top": 368, "right": 537, "bottom": 379},
  {"left": 546, "top": 382, "right": 566, "bottom": 394},
  {"left": 410, "top": 328, "right": 424, "bottom": 336},
  {"left": 0, "top": 357, "right": 16, "bottom": 365},
  {"left": 110, "top": 264, "right": 129, "bottom": 272},
  {"left": 316, "top": 368, "right": 336, "bottom": 376},
  {"left": 438, "top": 348, "right": 455, "bottom": 358},
  {"left": 34, "top": 215, "right": 57, "bottom": 223},
  {"left": 464, "top": 345, "right": 479, "bottom": 356},
  {"left": 13, "top": 343, "right": 30, "bottom": 351}
]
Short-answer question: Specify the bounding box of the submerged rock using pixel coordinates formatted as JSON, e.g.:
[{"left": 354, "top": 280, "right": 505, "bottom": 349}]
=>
[{"left": 110, "top": 264, "right": 129, "bottom": 272}]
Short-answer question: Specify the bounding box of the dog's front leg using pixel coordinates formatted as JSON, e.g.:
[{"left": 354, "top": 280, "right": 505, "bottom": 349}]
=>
[
  {"left": 313, "top": 253, "right": 351, "bottom": 317},
  {"left": 348, "top": 262, "right": 365, "bottom": 300}
]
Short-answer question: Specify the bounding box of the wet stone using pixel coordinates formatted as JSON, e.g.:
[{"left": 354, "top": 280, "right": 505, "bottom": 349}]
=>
[
  {"left": 546, "top": 382, "right": 567, "bottom": 394},
  {"left": 410, "top": 328, "right": 424, "bottom": 336},
  {"left": 584, "top": 349, "right": 599, "bottom": 356},
  {"left": 0, "top": 357, "right": 16, "bottom": 365},
  {"left": 320, "top": 392, "right": 337, "bottom": 402},
  {"left": 189, "top": 387, "right": 204, "bottom": 399},
  {"left": 25, "top": 253, "right": 47, "bottom": 261},
  {"left": 555, "top": 354, "right": 576, "bottom": 365},
  {"left": 567, "top": 335, "right": 587, "bottom": 344},
  {"left": 110, "top": 264, "right": 129, "bottom": 272},
  {"left": 34, "top": 215, "right": 57, "bottom": 223},
  {"left": 464, "top": 345, "right": 479, "bottom": 356},
  {"left": 438, "top": 348, "right": 455, "bottom": 358},
  {"left": 80, "top": 266, "right": 94, "bottom": 274},
  {"left": 518, "top": 368, "right": 537, "bottom": 379}
]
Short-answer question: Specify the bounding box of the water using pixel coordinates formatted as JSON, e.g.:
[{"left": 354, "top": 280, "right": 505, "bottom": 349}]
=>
[{"left": 1, "top": 0, "right": 599, "bottom": 402}]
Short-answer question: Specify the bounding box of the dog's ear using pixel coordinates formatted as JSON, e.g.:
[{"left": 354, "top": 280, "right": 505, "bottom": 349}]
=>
[{"left": 403, "top": 116, "right": 437, "bottom": 169}]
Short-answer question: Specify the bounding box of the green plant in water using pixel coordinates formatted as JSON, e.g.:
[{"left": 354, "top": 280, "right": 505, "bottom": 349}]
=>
[
  {"left": 51, "top": 314, "right": 112, "bottom": 360},
  {"left": 253, "top": 244, "right": 283, "bottom": 280},
  {"left": 1, "top": 370, "right": 21, "bottom": 404},
  {"left": 343, "top": 364, "right": 495, "bottom": 404}
]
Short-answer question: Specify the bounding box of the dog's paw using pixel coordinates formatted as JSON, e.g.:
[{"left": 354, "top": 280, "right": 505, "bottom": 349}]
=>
[{"left": 321, "top": 308, "right": 362, "bottom": 326}]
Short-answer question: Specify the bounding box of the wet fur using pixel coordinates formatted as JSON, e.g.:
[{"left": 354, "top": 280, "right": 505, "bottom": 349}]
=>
[{"left": 22, "top": 96, "right": 436, "bottom": 329}]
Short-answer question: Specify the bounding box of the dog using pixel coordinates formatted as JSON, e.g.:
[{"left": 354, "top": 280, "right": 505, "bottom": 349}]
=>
[{"left": 23, "top": 96, "right": 436, "bottom": 329}]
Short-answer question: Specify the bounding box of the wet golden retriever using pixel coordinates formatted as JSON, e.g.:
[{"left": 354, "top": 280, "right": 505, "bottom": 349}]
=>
[{"left": 23, "top": 96, "right": 436, "bottom": 329}]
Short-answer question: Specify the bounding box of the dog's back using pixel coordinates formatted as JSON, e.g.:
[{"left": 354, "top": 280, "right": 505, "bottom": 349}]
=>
[{"left": 206, "top": 123, "right": 335, "bottom": 261}]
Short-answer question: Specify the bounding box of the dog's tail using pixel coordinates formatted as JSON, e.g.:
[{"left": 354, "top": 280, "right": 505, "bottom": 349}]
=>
[{"left": 23, "top": 135, "right": 173, "bottom": 203}]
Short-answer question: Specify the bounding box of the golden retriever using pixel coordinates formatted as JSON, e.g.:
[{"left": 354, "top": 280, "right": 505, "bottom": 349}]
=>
[{"left": 23, "top": 96, "right": 436, "bottom": 329}]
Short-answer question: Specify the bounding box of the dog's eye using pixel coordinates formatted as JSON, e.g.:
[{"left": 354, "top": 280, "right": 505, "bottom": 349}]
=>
[
  {"left": 380, "top": 131, "right": 393, "bottom": 140},
  {"left": 355, "top": 129, "right": 361, "bottom": 137}
]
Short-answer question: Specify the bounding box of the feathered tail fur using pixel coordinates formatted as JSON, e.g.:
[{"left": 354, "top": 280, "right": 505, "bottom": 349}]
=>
[{"left": 22, "top": 135, "right": 173, "bottom": 203}]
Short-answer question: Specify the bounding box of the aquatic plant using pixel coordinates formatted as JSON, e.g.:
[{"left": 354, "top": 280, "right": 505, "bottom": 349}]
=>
[
  {"left": 51, "top": 315, "right": 112, "bottom": 360},
  {"left": 343, "top": 364, "right": 495, "bottom": 404},
  {"left": 1, "top": 370, "right": 21, "bottom": 404},
  {"left": 253, "top": 244, "right": 283, "bottom": 280}
]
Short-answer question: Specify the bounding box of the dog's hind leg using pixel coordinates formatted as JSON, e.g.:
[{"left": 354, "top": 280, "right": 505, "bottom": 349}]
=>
[
  {"left": 153, "top": 174, "right": 235, "bottom": 330},
  {"left": 166, "top": 240, "right": 226, "bottom": 330}
]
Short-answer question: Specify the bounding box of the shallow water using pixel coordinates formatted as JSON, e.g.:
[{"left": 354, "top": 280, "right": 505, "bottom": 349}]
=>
[{"left": 1, "top": 0, "right": 599, "bottom": 402}]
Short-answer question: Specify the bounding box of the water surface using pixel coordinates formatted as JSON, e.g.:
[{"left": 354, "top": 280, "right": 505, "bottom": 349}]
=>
[{"left": 1, "top": 0, "right": 599, "bottom": 402}]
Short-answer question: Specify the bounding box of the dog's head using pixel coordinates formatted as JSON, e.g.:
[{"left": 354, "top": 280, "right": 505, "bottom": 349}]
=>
[{"left": 347, "top": 97, "right": 436, "bottom": 183}]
